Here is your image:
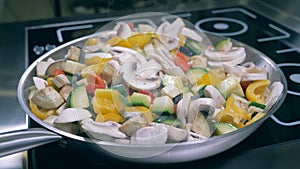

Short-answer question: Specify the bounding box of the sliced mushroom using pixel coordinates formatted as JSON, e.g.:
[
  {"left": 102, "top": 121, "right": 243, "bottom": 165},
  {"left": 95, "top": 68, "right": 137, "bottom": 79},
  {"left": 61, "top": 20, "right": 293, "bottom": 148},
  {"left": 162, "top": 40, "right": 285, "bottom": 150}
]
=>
[
  {"left": 242, "top": 72, "right": 267, "bottom": 81},
  {"left": 138, "top": 24, "right": 155, "bottom": 33},
  {"left": 207, "top": 52, "right": 246, "bottom": 68},
  {"left": 59, "top": 85, "right": 73, "bottom": 101},
  {"left": 51, "top": 74, "right": 70, "bottom": 89},
  {"left": 55, "top": 108, "right": 92, "bottom": 123},
  {"left": 156, "top": 18, "right": 185, "bottom": 50},
  {"left": 205, "top": 47, "right": 245, "bottom": 61},
  {"left": 188, "top": 131, "right": 209, "bottom": 142},
  {"left": 31, "top": 86, "right": 64, "bottom": 109},
  {"left": 110, "top": 46, "right": 147, "bottom": 64},
  {"left": 167, "top": 126, "right": 189, "bottom": 142},
  {"left": 264, "top": 82, "right": 284, "bottom": 111},
  {"left": 130, "top": 124, "right": 168, "bottom": 144},
  {"left": 119, "top": 114, "right": 148, "bottom": 137},
  {"left": 114, "top": 22, "right": 131, "bottom": 39},
  {"left": 204, "top": 85, "right": 225, "bottom": 109},
  {"left": 36, "top": 58, "right": 55, "bottom": 77},
  {"left": 205, "top": 47, "right": 246, "bottom": 68},
  {"left": 45, "top": 59, "right": 65, "bottom": 77},
  {"left": 120, "top": 58, "right": 162, "bottom": 91},
  {"left": 176, "top": 92, "right": 193, "bottom": 127},
  {"left": 33, "top": 77, "right": 48, "bottom": 90},
  {"left": 81, "top": 118, "right": 127, "bottom": 141},
  {"left": 156, "top": 22, "right": 170, "bottom": 36},
  {"left": 240, "top": 62, "right": 268, "bottom": 81},
  {"left": 187, "top": 98, "right": 216, "bottom": 123},
  {"left": 180, "top": 27, "right": 203, "bottom": 42}
]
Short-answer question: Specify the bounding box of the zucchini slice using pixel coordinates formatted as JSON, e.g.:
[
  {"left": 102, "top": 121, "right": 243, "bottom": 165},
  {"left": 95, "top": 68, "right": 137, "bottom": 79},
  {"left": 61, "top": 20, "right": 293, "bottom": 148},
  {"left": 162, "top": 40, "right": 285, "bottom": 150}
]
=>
[
  {"left": 129, "top": 92, "right": 151, "bottom": 108},
  {"left": 185, "top": 40, "right": 202, "bottom": 55},
  {"left": 186, "top": 67, "right": 208, "bottom": 85},
  {"left": 215, "top": 38, "right": 232, "bottom": 52},
  {"left": 216, "top": 76, "right": 244, "bottom": 99},
  {"left": 155, "top": 115, "right": 180, "bottom": 127},
  {"left": 152, "top": 96, "right": 174, "bottom": 115},
  {"left": 70, "top": 84, "right": 90, "bottom": 108},
  {"left": 214, "top": 122, "right": 238, "bottom": 135}
]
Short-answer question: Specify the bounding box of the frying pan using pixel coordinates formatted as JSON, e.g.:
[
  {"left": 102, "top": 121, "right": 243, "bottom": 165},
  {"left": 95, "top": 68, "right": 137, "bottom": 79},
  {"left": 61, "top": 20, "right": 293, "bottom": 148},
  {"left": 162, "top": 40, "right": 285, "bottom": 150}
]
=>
[{"left": 0, "top": 12, "right": 287, "bottom": 163}]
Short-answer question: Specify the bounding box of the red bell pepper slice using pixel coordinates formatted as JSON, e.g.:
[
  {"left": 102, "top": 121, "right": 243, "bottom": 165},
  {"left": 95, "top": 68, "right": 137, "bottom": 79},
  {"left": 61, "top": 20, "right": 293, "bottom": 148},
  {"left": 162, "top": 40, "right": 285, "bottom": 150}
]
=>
[{"left": 174, "top": 51, "right": 191, "bottom": 73}]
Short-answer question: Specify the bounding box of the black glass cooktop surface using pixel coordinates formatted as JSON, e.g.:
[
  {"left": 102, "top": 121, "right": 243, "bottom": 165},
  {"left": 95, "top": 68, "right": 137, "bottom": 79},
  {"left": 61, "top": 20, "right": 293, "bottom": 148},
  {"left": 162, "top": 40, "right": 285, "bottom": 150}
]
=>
[{"left": 26, "top": 6, "right": 300, "bottom": 169}]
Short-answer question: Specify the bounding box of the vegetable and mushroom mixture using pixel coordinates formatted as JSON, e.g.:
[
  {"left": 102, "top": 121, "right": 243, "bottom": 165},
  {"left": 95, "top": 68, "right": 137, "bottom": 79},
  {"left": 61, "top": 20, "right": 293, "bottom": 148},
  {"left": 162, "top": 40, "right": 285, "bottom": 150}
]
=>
[{"left": 28, "top": 17, "right": 283, "bottom": 144}]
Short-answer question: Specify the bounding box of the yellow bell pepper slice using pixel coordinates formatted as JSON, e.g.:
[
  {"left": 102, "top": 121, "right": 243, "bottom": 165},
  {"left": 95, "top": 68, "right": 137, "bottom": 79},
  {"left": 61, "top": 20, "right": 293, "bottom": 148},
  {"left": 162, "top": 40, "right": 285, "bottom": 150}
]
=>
[
  {"left": 246, "top": 80, "right": 270, "bottom": 104},
  {"left": 95, "top": 112, "right": 123, "bottom": 123},
  {"left": 81, "top": 63, "right": 107, "bottom": 78},
  {"left": 208, "top": 68, "right": 226, "bottom": 86},
  {"left": 93, "top": 89, "right": 124, "bottom": 115},
  {"left": 246, "top": 112, "right": 265, "bottom": 126},
  {"left": 215, "top": 95, "right": 250, "bottom": 128},
  {"left": 84, "top": 55, "right": 112, "bottom": 66},
  {"left": 29, "top": 100, "right": 55, "bottom": 120},
  {"left": 107, "top": 33, "right": 158, "bottom": 49},
  {"left": 196, "top": 73, "right": 211, "bottom": 86},
  {"left": 86, "top": 37, "right": 98, "bottom": 46}
]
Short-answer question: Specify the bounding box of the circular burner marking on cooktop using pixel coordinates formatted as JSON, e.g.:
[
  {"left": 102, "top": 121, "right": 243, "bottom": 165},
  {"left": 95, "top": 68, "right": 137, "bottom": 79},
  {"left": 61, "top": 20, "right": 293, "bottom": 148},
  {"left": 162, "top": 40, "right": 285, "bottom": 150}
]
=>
[
  {"left": 195, "top": 17, "right": 248, "bottom": 37},
  {"left": 278, "top": 63, "right": 300, "bottom": 96},
  {"left": 213, "top": 23, "right": 229, "bottom": 30}
]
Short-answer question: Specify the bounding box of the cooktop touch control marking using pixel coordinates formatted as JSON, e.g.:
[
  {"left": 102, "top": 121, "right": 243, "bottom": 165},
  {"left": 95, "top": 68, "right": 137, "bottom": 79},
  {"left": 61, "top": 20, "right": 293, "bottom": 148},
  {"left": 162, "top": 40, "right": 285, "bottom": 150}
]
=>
[
  {"left": 211, "top": 7, "right": 257, "bottom": 19},
  {"left": 257, "top": 24, "right": 290, "bottom": 42}
]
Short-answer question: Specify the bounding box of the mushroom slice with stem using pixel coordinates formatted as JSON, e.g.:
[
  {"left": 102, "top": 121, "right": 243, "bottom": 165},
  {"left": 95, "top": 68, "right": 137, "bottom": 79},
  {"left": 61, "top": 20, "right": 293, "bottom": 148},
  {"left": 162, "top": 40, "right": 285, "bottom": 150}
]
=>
[
  {"left": 187, "top": 98, "right": 216, "bottom": 138},
  {"left": 204, "top": 85, "right": 225, "bottom": 109},
  {"left": 187, "top": 98, "right": 216, "bottom": 123},
  {"left": 81, "top": 118, "right": 127, "bottom": 141},
  {"left": 240, "top": 62, "right": 268, "bottom": 81},
  {"left": 120, "top": 58, "right": 163, "bottom": 91},
  {"left": 176, "top": 92, "right": 194, "bottom": 127},
  {"left": 110, "top": 46, "right": 147, "bottom": 64}
]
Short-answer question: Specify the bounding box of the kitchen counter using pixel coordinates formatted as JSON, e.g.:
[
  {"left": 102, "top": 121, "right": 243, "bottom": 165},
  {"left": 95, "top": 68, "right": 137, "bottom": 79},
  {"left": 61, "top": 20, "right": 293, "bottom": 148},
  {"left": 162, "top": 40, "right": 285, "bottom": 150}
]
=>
[{"left": 0, "top": 0, "right": 300, "bottom": 168}]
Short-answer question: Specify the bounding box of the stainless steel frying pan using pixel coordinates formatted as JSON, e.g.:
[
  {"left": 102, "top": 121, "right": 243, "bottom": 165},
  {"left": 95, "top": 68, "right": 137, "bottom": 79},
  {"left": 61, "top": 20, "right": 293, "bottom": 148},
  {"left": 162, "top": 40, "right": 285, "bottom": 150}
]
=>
[{"left": 0, "top": 13, "right": 287, "bottom": 164}]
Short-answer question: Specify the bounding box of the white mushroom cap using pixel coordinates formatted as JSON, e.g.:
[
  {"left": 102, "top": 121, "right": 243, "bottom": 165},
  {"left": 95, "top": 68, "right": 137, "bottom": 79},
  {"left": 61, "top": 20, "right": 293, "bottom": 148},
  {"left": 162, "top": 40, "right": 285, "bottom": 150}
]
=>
[
  {"left": 130, "top": 124, "right": 168, "bottom": 144},
  {"left": 55, "top": 108, "right": 92, "bottom": 123},
  {"left": 81, "top": 118, "right": 127, "bottom": 141}
]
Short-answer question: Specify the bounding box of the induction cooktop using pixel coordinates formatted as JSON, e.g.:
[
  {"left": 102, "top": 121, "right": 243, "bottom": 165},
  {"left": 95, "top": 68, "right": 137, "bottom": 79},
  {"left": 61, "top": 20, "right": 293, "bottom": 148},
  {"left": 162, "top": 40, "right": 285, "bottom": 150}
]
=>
[{"left": 25, "top": 6, "right": 300, "bottom": 169}]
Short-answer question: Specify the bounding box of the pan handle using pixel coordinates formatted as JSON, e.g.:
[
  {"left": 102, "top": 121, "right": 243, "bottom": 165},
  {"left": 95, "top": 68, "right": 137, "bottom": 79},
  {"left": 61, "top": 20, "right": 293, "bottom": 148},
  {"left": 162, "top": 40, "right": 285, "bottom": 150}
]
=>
[{"left": 0, "top": 128, "right": 62, "bottom": 157}]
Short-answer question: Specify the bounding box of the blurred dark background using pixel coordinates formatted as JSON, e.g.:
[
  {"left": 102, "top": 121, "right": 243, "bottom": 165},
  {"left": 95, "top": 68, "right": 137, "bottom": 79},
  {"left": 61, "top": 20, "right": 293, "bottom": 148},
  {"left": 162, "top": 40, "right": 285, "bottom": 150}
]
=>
[{"left": 1, "top": 0, "right": 300, "bottom": 25}]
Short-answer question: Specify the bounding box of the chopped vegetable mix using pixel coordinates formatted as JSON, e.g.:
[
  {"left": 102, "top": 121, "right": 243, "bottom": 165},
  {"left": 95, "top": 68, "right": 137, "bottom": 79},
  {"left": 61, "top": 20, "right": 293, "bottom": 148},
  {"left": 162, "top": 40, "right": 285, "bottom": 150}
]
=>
[{"left": 29, "top": 16, "right": 284, "bottom": 144}]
